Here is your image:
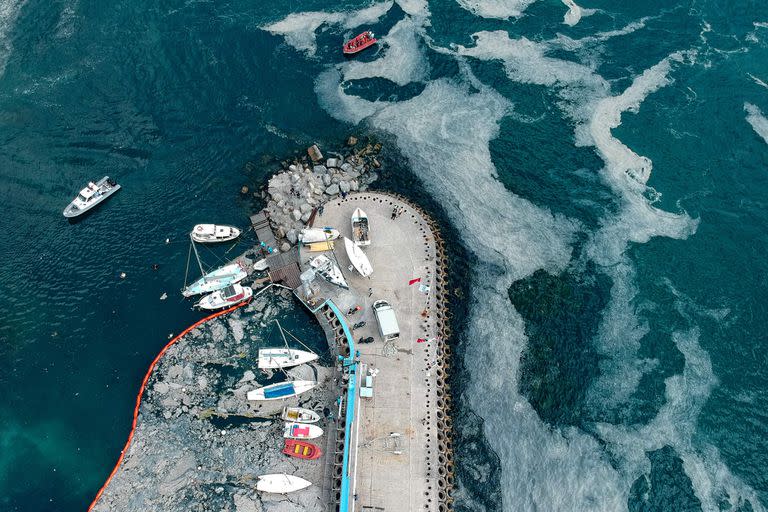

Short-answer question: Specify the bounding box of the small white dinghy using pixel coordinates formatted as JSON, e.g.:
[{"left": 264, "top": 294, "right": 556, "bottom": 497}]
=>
[
  {"left": 284, "top": 422, "right": 324, "bottom": 440},
  {"left": 310, "top": 254, "right": 348, "bottom": 289},
  {"left": 344, "top": 237, "right": 373, "bottom": 277},
  {"left": 299, "top": 227, "right": 340, "bottom": 243},
  {"left": 256, "top": 474, "right": 312, "bottom": 494},
  {"left": 259, "top": 348, "right": 318, "bottom": 369},
  {"left": 63, "top": 176, "right": 121, "bottom": 218},
  {"left": 247, "top": 380, "right": 317, "bottom": 401},
  {"left": 190, "top": 224, "right": 241, "bottom": 243},
  {"left": 197, "top": 283, "right": 252, "bottom": 310},
  {"left": 351, "top": 208, "right": 370, "bottom": 246},
  {"left": 282, "top": 406, "right": 321, "bottom": 424}
]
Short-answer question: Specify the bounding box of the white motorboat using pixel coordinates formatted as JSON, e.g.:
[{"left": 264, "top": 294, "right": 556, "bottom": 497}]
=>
[
  {"left": 351, "top": 208, "right": 370, "bottom": 246},
  {"left": 247, "top": 380, "right": 317, "bottom": 401},
  {"left": 258, "top": 348, "right": 318, "bottom": 369},
  {"left": 283, "top": 422, "right": 324, "bottom": 440},
  {"left": 197, "top": 283, "right": 252, "bottom": 310},
  {"left": 344, "top": 237, "right": 373, "bottom": 277},
  {"left": 253, "top": 258, "right": 269, "bottom": 271},
  {"left": 257, "top": 474, "right": 312, "bottom": 494},
  {"left": 190, "top": 224, "right": 241, "bottom": 243},
  {"left": 299, "top": 227, "right": 340, "bottom": 243},
  {"left": 63, "top": 176, "right": 121, "bottom": 218},
  {"left": 282, "top": 407, "right": 321, "bottom": 424},
  {"left": 309, "top": 254, "right": 348, "bottom": 289}
]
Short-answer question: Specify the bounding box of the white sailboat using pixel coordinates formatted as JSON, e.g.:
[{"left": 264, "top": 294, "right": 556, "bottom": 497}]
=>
[
  {"left": 344, "top": 237, "right": 373, "bottom": 277},
  {"left": 190, "top": 224, "right": 241, "bottom": 243},
  {"left": 182, "top": 237, "right": 248, "bottom": 297},
  {"left": 247, "top": 380, "right": 317, "bottom": 401},
  {"left": 256, "top": 474, "right": 312, "bottom": 494},
  {"left": 351, "top": 208, "right": 370, "bottom": 246},
  {"left": 299, "top": 227, "right": 340, "bottom": 243},
  {"left": 309, "top": 254, "right": 348, "bottom": 289},
  {"left": 258, "top": 320, "right": 319, "bottom": 369}
]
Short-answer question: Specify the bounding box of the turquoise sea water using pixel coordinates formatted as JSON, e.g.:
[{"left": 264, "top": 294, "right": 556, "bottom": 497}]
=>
[{"left": 1, "top": 0, "right": 768, "bottom": 510}]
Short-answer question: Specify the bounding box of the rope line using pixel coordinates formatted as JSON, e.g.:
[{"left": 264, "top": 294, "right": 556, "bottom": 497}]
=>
[{"left": 87, "top": 299, "right": 250, "bottom": 511}]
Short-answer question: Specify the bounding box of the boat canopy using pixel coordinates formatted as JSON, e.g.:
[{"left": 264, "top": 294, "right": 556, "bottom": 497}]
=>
[{"left": 264, "top": 382, "right": 296, "bottom": 399}]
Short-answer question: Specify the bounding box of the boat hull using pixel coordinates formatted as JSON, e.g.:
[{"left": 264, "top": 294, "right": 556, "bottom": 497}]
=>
[
  {"left": 63, "top": 176, "right": 121, "bottom": 218},
  {"left": 284, "top": 422, "right": 324, "bottom": 440},
  {"left": 310, "top": 255, "right": 348, "bottom": 289},
  {"left": 258, "top": 348, "right": 319, "bottom": 369},
  {"left": 197, "top": 284, "right": 252, "bottom": 310},
  {"left": 182, "top": 263, "right": 247, "bottom": 297},
  {"left": 344, "top": 237, "right": 373, "bottom": 277},
  {"left": 283, "top": 439, "right": 323, "bottom": 460},
  {"left": 351, "top": 208, "right": 370, "bottom": 246},
  {"left": 256, "top": 474, "right": 312, "bottom": 493},
  {"left": 247, "top": 380, "right": 317, "bottom": 401},
  {"left": 299, "top": 227, "right": 340, "bottom": 243},
  {"left": 282, "top": 407, "right": 321, "bottom": 424},
  {"left": 343, "top": 31, "right": 377, "bottom": 55},
  {"left": 190, "top": 224, "right": 241, "bottom": 243}
]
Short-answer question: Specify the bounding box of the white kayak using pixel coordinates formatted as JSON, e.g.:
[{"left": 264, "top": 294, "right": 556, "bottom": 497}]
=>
[
  {"left": 247, "top": 380, "right": 317, "bottom": 401},
  {"left": 190, "top": 224, "right": 241, "bottom": 243},
  {"left": 351, "top": 208, "right": 370, "bottom": 246},
  {"left": 344, "top": 237, "right": 373, "bottom": 277},
  {"left": 258, "top": 348, "right": 318, "bottom": 369},
  {"left": 309, "top": 254, "right": 348, "bottom": 289},
  {"left": 282, "top": 406, "right": 321, "bottom": 424},
  {"left": 256, "top": 474, "right": 312, "bottom": 494},
  {"left": 284, "top": 422, "right": 324, "bottom": 440},
  {"left": 299, "top": 227, "right": 340, "bottom": 243},
  {"left": 197, "top": 284, "right": 252, "bottom": 310},
  {"left": 182, "top": 262, "right": 248, "bottom": 297}
]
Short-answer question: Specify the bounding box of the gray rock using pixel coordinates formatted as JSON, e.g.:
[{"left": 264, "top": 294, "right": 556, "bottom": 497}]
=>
[
  {"left": 301, "top": 211, "right": 312, "bottom": 223},
  {"left": 325, "top": 157, "right": 341, "bottom": 168},
  {"left": 280, "top": 242, "right": 291, "bottom": 252},
  {"left": 325, "top": 184, "right": 339, "bottom": 195},
  {"left": 291, "top": 209, "right": 301, "bottom": 221},
  {"left": 350, "top": 180, "right": 359, "bottom": 191},
  {"left": 339, "top": 180, "right": 350, "bottom": 193},
  {"left": 307, "top": 144, "right": 323, "bottom": 162},
  {"left": 312, "top": 165, "right": 327, "bottom": 174},
  {"left": 300, "top": 203, "right": 313, "bottom": 214},
  {"left": 347, "top": 135, "right": 358, "bottom": 146},
  {"left": 322, "top": 174, "right": 331, "bottom": 186},
  {"left": 286, "top": 229, "right": 298, "bottom": 245},
  {"left": 341, "top": 162, "right": 353, "bottom": 173}
]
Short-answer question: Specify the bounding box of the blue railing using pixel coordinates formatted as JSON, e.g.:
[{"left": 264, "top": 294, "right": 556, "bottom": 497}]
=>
[{"left": 325, "top": 300, "right": 356, "bottom": 512}]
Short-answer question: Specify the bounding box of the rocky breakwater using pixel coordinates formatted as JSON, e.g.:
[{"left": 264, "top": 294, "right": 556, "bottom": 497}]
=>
[
  {"left": 92, "top": 289, "right": 335, "bottom": 512},
  {"left": 263, "top": 140, "right": 382, "bottom": 251}
]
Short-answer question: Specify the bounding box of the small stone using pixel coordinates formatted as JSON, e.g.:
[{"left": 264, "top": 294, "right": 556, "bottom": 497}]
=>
[
  {"left": 350, "top": 180, "right": 359, "bottom": 191},
  {"left": 301, "top": 211, "right": 312, "bottom": 222},
  {"left": 347, "top": 135, "right": 358, "bottom": 146},
  {"left": 325, "top": 183, "right": 339, "bottom": 195},
  {"left": 372, "top": 158, "right": 381, "bottom": 168},
  {"left": 307, "top": 144, "right": 323, "bottom": 162},
  {"left": 288, "top": 164, "right": 299, "bottom": 172},
  {"left": 280, "top": 242, "right": 291, "bottom": 252},
  {"left": 286, "top": 229, "right": 298, "bottom": 245},
  {"left": 322, "top": 174, "right": 332, "bottom": 186},
  {"left": 300, "top": 203, "right": 313, "bottom": 214},
  {"left": 341, "top": 162, "right": 353, "bottom": 173},
  {"left": 326, "top": 157, "right": 341, "bottom": 168},
  {"left": 292, "top": 209, "right": 301, "bottom": 221},
  {"left": 339, "top": 180, "right": 350, "bottom": 193},
  {"left": 313, "top": 165, "right": 327, "bottom": 174}
]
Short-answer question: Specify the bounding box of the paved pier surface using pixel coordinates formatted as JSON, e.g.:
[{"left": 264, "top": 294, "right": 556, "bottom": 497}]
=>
[{"left": 299, "top": 192, "right": 443, "bottom": 512}]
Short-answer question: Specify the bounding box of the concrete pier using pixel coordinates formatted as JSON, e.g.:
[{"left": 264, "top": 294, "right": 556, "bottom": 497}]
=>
[{"left": 294, "top": 192, "right": 454, "bottom": 512}]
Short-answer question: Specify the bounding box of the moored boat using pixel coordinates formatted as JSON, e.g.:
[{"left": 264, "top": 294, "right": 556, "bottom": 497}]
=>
[
  {"left": 256, "top": 474, "right": 312, "bottom": 494},
  {"left": 197, "top": 283, "right": 252, "bottom": 310},
  {"left": 343, "top": 31, "right": 377, "bottom": 55},
  {"left": 182, "top": 261, "right": 247, "bottom": 297},
  {"left": 344, "top": 237, "right": 373, "bottom": 277},
  {"left": 247, "top": 380, "right": 317, "bottom": 401},
  {"left": 283, "top": 439, "right": 323, "bottom": 460},
  {"left": 351, "top": 207, "right": 370, "bottom": 246},
  {"left": 258, "top": 348, "right": 318, "bottom": 369},
  {"left": 299, "top": 227, "right": 340, "bottom": 243},
  {"left": 282, "top": 406, "right": 321, "bottom": 424},
  {"left": 63, "top": 176, "right": 121, "bottom": 218},
  {"left": 190, "top": 224, "right": 241, "bottom": 243},
  {"left": 284, "top": 422, "right": 324, "bottom": 440},
  {"left": 309, "top": 254, "right": 348, "bottom": 289}
]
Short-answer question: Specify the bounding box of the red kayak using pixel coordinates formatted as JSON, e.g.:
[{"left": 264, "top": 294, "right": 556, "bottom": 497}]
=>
[
  {"left": 343, "top": 31, "right": 377, "bottom": 55},
  {"left": 283, "top": 439, "right": 323, "bottom": 460}
]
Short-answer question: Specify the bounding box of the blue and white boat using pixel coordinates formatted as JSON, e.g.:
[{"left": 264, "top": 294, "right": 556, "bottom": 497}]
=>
[
  {"left": 247, "top": 380, "right": 317, "bottom": 401},
  {"left": 182, "top": 237, "right": 248, "bottom": 297}
]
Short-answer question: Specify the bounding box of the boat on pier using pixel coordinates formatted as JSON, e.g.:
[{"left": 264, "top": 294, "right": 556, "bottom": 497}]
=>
[
  {"left": 310, "top": 254, "right": 348, "bottom": 289},
  {"left": 344, "top": 237, "right": 373, "bottom": 277},
  {"left": 247, "top": 380, "right": 317, "bottom": 401},
  {"left": 282, "top": 406, "right": 321, "bottom": 424},
  {"left": 284, "top": 422, "right": 323, "bottom": 440},
  {"left": 190, "top": 224, "right": 241, "bottom": 243},
  {"left": 63, "top": 176, "right": 120, "bottom": 218},
  {"left": 283, "top": 439, "right": 323, "bottom": 460},
  {"left": 256, "top": 474, "right": 312, "bottom": 494},
  {"left": 351, "top": 207, "right": 370, "bottom": 246},
  {"left": 299, "top": 227, "right": 340, "bottom": 243}
]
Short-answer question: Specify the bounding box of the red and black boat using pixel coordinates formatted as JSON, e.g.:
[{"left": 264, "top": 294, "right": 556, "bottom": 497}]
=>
[
  {"left": 283, "top": 439, "right": 323, "bottom": 460},
  {"left": 343, "top": 31, "right": 377, "bottom": 55}
]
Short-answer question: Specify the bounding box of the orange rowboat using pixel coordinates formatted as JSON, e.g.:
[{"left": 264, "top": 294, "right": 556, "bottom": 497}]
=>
[
  {"left": 343, "top": 31, "right": 377, "bottom": 55},
  {"left": 283, "top": 439, "right": 323, "bottom": 460}
]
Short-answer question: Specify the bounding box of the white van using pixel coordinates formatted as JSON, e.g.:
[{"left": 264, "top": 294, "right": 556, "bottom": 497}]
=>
[{"left": 372, "top": 300, "right": 400, "bottom": 342}]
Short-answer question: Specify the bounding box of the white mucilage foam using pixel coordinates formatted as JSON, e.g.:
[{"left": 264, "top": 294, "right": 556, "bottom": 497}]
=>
[
  {"left": 561, "top": 0, "right": 595, "bottom": 27},
  {"left": 456, "top": 0, "right": 537, "bottom": 20},
  {"left": 744, "top": 102, "right": 768, "bottom": 144}
]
